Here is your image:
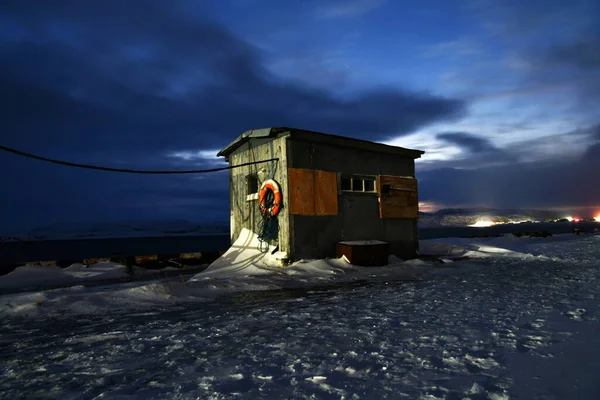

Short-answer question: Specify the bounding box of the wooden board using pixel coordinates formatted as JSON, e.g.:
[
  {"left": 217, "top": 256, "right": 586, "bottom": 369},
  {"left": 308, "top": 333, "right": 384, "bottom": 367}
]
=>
[
  {"left": 379, "top": 175, "right": 418, "bottom": 191},
  {"left": 314, "top": 170, "right": 338, "bottom": 216},
  {"left": 288, "top": 168, "right": 315, "bottom": 215},
  {"left": 288, "top": 168, "right": 339, "bottom": 216},
  {"left": 377, "top": 175, "right": 419, "bottom": 219}
]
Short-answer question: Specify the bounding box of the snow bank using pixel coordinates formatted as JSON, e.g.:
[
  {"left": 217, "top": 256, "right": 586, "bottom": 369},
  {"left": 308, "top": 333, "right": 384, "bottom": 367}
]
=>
[
  {"left": 190, "top": 228, "right": 285, "bottom": 279},
  {"left": 0, "top": 229, "right": 434, "bottom": 316},
  {"left": 189, "top": 228, "right": 430, "bottom": 283},
  {"left": 0, "top": 282, "right": 177, "bottom": 316},
  {"left": 0, "top": 262, "right": 199, "bottom": 291},
  {"left": 0, "top": 266, "right": 78, "bottom": 290},
  {"left": 2, "top": 230, "right": 591, "bottom": 317},
  {"left": 421, "top": 233, "right": 587, "bottom": 261},
  {"left": 0, "top": 263, "right": 137, "bottom": 290}
]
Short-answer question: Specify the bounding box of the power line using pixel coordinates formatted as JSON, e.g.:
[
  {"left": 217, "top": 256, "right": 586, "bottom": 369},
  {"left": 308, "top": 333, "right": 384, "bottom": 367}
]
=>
[{"left": 0, "top": 144, "right": 278, "bottom": 174}]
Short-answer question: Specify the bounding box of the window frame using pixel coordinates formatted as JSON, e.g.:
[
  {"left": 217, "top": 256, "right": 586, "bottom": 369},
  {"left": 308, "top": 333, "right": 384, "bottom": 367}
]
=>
[
  {"left": 339, "top": 173, "right": 378, "bottom": 194},
  {"left": 246, "top": 174, "right": 259, "bottom": 201}
]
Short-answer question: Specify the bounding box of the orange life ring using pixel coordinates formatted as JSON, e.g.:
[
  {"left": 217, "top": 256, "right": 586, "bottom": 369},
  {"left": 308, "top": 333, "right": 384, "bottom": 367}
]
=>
[{"left": 259, "top": 179, "right": 282, "bottom": 217}]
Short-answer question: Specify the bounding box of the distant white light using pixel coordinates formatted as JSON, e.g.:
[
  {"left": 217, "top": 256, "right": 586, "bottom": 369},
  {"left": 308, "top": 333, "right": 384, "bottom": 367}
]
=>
[
  {"left": 595, "top": 216, "right": 600, "bottom": 222},
  {"left": 565, "top": 216, "right": 574, "bottom": 222},
  {"left": 469, "top": 220, "right": 495, "bottom": 227}
]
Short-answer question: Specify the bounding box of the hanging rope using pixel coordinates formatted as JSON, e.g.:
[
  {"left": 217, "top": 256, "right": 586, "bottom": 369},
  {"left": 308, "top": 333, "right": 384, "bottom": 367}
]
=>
[
  {"left": 257, "top": 188, "right": 279, "bottom": 253},
  {"left": 0, "top": 144, "right": 278, "bottom": 174}
]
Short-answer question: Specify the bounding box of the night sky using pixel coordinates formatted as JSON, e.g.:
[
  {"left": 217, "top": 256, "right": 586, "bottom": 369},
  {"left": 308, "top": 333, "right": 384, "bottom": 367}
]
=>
[{"left": 1, "top": 0, "right": 599, "bottom": 232}]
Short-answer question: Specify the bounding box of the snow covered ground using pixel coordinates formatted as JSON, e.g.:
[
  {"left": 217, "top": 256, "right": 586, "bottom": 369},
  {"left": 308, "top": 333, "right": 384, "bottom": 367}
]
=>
[
  {"left": 1, "top": 231, "right": 599, "bottom": 399},
  {"left": 0, "top": 262, "right": 207, "bottom": 294}
]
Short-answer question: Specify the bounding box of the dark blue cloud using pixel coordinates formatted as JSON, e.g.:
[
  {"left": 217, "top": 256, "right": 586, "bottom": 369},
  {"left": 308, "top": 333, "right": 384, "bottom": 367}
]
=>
[
  {"left": 546, "top": 29, "right": 600, "bottom": 70},
  {"left": 0, "top": 0, "right": 465, "bottom": 232},
  {"left": 419, "top": 126, "right": 600, "bottom": 209},
  {"left": 436, "top": 132, "right": 498, "bottom": 153}
]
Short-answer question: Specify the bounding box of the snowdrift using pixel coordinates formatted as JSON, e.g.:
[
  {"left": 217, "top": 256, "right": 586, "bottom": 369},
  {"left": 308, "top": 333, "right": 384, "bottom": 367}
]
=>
[
  {"left": 1, "top": 230, "right": 594, "bottom": 317},
  {"left": 0, "top": 262, "right": 202, "bottom": 291},
  {"left": 0, "top": 263, "right": 133, "bottom": 290}
]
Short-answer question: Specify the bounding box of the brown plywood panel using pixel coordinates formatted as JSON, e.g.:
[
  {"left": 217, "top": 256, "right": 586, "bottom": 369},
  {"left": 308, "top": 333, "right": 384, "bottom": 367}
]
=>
[
  {"left": 378, "top": 175, "right": 419, "bottom": 219},
  {"left": 314, "top": 170, "right": 338, "bottom": 216},
  {"left": 379, "top": 175, "right": 418, "bottom": 191},
  {"left": 288, "top": 168, "right": 315, "bottom": 215}
]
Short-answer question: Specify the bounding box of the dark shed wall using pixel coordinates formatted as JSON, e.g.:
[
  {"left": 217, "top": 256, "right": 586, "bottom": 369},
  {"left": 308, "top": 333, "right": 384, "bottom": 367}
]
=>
[
  {"left": 289, "top": 138, "right": 415, "bottom": 176},
  {"left": 288, "top": 138, "right": 418, "bottom": 260},
  {"left": 229, "top": 136, "right": 291, "bottom": 255}
]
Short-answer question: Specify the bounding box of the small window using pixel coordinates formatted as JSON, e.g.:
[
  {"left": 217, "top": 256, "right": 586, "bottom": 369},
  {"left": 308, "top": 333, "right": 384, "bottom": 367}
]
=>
[
  {"left": 247, "top": 174, "right": 258, "bottom": 195},
  {"left": 341, "top": 176, "right": 352, "bottom": 191},
  {"left": 352, "top": 178, "right": 363, "bottom": 192},
  {"left": 341, "top": 174, "right": 377, "bottom": 193},
  {"left": 364, "top": 179, "right": 376, "bottom": 192}
]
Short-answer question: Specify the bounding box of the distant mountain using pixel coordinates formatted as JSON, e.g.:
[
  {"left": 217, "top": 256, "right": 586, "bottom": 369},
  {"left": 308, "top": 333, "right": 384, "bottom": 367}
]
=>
[
  {"left": 418, "top": 208, "right": 565, "bottom": 228},
  {"left": 0, "top": 207, "right": 584, "bottom": 241}
]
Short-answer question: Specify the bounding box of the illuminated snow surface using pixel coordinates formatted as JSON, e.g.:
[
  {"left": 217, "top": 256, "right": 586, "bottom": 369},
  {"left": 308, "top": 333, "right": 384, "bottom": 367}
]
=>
[{"left": 1, "top": 231, "right": 600, "bottom": 399}]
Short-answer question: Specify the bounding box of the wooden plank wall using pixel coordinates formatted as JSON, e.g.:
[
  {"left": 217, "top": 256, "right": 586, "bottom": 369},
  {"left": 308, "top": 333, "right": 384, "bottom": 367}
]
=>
[
  {"left": 229, "top": 137, "right": 290, "bottom": 254},
  {"left": 377, "top": 175, "right": 419, "bottom": 219}
]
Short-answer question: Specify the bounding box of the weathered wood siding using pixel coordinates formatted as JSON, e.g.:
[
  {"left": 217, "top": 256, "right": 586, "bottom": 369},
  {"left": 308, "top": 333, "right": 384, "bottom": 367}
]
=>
[
  {"left": 228, "top": 136, "right": 290, "bottom": 255},
  {"left": 287, "top": 138, "right": 419, "bottom": 260}
]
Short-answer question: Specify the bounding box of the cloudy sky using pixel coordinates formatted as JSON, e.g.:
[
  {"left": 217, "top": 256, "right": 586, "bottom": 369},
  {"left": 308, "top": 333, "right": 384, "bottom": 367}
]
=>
[{"left": 1, "top": 0, "right": 599, "bottom": 231}]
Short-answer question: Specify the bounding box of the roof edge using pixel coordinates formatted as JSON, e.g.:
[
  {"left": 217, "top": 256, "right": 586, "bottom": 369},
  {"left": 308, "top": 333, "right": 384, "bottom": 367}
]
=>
[
  {"left": 217, "top": 127, "right": 425, "bottom": 159},
  {"left": 287, "top": 128, "right": 425, "bottom": 159},
  {"left": 217, "top": 128, "right": 284, "bottom": 157}
]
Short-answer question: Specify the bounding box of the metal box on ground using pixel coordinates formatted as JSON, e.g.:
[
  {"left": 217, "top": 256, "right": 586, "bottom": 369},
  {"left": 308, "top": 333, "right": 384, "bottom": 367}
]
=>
[{"left": 336, "top": 240, "right": 389, "bottom": 266}]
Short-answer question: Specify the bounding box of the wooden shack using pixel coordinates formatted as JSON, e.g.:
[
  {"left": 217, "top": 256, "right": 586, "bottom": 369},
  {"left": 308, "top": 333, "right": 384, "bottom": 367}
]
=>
[{"left": 217, "top": 127, "right": 425, "bottom": 263}]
